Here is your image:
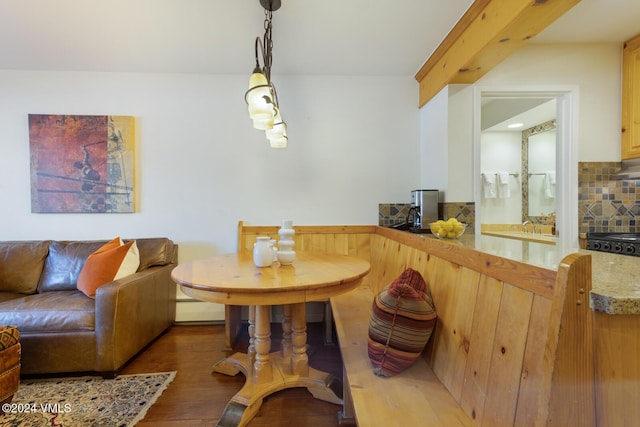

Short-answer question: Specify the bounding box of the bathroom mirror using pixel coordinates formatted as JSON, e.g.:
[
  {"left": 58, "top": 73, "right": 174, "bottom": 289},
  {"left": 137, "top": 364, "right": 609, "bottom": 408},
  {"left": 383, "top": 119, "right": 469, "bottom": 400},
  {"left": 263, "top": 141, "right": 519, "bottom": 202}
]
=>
[{"left": 523, "top": 120, "right": 556, "bottom": 220}]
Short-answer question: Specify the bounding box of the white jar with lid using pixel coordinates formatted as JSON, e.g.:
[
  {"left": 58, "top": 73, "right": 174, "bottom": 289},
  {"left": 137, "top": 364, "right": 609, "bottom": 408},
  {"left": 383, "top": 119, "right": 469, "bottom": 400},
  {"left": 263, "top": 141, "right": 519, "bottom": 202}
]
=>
[{"left": 253, "top": 236, "right": 274, "bottom": 267}]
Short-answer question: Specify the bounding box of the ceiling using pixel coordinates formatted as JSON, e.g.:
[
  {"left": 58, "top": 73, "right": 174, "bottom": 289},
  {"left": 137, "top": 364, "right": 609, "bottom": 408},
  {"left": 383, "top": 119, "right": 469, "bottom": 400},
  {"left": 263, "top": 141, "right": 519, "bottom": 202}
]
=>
[
  {"left": 482, "top": 98, "right": 556, "bottom": 132},
  {"left": 0, "top": 0, "right": 639, "bottom": 77}
]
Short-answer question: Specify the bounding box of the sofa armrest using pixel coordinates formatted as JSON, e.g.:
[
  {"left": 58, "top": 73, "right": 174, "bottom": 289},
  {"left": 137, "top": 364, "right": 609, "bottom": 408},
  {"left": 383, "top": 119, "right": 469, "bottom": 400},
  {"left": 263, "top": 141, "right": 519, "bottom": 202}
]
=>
[{"left": 93, "top": 263, "right": 177, "bottom": 372}]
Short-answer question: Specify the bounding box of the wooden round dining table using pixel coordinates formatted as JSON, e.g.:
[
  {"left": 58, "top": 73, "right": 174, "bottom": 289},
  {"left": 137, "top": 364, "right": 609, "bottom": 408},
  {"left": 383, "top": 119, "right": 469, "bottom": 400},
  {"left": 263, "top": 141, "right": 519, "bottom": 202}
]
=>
[{"left": 171, "top": 252, "right": 371, "bottom": 427}]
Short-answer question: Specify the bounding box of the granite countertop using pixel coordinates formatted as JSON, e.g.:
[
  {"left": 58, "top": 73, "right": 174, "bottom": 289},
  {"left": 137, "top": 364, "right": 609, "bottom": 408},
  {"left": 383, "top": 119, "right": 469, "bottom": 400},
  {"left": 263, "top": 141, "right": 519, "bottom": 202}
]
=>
[
  {"left": 416, "top": 232, "right": 640, "bottom": 315},
  {"left": 585, "top": 250, "right": 640, "bottom": 315}
]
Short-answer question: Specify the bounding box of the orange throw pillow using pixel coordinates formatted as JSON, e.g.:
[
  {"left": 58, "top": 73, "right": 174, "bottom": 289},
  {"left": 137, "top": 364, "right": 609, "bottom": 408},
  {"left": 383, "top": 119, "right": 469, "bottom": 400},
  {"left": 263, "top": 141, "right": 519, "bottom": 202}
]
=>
[{"left": 77, "top": 237, "right": 140, "bottom": 298}]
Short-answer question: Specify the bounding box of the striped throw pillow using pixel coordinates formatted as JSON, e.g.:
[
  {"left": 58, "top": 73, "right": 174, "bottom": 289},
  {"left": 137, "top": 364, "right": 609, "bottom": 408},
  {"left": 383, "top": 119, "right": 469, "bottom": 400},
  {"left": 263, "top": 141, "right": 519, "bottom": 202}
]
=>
[{"left": 368, "top": 268, "right": 437, "bottom": 377}]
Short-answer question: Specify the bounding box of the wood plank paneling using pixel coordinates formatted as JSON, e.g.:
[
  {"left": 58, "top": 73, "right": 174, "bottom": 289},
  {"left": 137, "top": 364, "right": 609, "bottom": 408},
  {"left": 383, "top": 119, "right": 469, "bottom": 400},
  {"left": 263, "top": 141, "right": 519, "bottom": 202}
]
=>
[
  {"left": 593, "top": 313, "right": 640, "bottom": 426},
  {"left": 459, "top": 275, "right": 503, "bottom": 424},
  {"left": 482, "top": 284, "right": 533, "bottom": 424},
  {"left": 429, "top": 264, "right": 480, "bottom": 400},
  {"left": 514, "top": 295, "right": 553, "bottom": 426},
  {"left": 375, "top": 227, "right": 557, "bottom": 298},
  {"left": 547, "top": 253, "right": 595, "bottom": 427},
  {"left": 237, "top": 221, "right": 374, "bottom": 258},
  {"left": 365, "top": 228, "right": 593, "bottom": 426}
]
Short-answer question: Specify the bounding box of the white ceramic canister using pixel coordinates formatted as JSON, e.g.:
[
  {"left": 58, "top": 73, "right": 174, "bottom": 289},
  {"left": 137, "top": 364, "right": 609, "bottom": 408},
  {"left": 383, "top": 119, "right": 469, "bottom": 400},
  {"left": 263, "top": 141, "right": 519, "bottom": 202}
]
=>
[
  {"left": 277, "top": 219, "right": 296, "bottom": 265},
  {"left": 253, "top": 236, "right": 274, "bottom": 267}
]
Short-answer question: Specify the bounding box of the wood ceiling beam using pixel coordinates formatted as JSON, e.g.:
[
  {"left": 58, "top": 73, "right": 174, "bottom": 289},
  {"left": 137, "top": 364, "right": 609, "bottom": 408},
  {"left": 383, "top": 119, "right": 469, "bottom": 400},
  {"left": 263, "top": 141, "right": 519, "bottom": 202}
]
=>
[{"left": 415, "top": 0, "right": 582, "bottom": 108}]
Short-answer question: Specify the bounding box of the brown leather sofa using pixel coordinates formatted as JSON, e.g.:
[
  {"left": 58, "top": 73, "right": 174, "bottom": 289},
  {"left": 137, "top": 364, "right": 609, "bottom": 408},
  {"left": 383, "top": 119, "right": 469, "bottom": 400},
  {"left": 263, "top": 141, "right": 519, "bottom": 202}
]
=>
[{"left": 0, "top": 238, "right": 177, "bottom": 376}]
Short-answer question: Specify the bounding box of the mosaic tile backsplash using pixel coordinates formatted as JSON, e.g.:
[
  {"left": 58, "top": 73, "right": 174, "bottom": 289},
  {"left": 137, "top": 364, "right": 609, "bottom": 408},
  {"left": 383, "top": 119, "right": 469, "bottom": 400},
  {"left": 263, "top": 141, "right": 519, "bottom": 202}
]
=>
[
  {"left": 379, "top": 202, "right": 475, "bottom": 233},
  {"left": 442, "top": 202, "right": 475, "bottom": 231},
  {"left": 380, "top": 161, "right": 640, "bottom": 235},
  {"left": 579, "top": 162, "right": 639, "bottom": 233},
  {"left": 378, "top": 203, "right": 411, "bottom": 227}
]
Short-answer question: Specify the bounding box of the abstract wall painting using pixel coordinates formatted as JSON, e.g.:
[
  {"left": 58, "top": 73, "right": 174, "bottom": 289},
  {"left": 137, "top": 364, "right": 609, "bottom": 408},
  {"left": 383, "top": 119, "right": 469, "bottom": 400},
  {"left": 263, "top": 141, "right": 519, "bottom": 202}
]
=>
[{"left": 29, "top": 114, "right": 135, "bottom": 213}]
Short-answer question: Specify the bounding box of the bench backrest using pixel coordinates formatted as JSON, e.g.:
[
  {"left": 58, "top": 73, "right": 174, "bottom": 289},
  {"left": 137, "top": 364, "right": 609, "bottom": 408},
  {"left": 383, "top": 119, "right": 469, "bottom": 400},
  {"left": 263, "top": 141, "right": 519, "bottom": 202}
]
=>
[
  {"left": 236, "top": 222, "right": 375, "bottom": 260},
  {"left": 237, "top": 222, "right": 595, "bottom": 426},
  {"left": 371, "top": 227, "right": 594, "bottom": 426}
]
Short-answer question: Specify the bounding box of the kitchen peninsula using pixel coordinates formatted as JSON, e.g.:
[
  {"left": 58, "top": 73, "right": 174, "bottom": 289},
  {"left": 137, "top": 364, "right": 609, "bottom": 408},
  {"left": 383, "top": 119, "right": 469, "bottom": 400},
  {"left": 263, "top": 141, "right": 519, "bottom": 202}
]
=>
[{"left": 440, "top": 233, "right": 640, "bottom": 315}]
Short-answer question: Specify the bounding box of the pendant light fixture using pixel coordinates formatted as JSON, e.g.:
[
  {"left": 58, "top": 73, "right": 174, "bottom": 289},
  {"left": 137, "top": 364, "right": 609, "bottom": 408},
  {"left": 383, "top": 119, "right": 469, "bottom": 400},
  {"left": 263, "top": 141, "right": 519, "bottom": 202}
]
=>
[{"left": 245, "top": 0, "right": 288, "bottom": 148}]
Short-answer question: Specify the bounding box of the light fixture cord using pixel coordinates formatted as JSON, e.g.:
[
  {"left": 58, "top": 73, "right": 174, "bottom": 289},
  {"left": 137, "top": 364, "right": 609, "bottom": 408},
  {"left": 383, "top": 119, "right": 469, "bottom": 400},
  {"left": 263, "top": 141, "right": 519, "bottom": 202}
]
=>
[{"left": 262, "top": 8, "right": 273, "bottom": 82}]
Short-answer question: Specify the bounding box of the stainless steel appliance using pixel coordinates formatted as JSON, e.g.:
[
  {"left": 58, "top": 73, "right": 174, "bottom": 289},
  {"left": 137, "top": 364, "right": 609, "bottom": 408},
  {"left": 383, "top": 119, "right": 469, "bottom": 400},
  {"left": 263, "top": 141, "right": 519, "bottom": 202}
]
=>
[
  {"left": 586, "top": 232, "right": 640, "bottom": 257},
  {"left": 410, "top": 189, "right": 439, "bottom": 231}
]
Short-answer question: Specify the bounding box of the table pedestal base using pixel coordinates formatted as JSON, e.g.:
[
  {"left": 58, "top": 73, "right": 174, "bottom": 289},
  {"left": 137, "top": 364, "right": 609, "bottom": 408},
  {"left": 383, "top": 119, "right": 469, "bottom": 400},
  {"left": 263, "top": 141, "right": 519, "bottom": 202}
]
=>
[{"left": 213, "top": 352, "right": 342, "bottom": 427}]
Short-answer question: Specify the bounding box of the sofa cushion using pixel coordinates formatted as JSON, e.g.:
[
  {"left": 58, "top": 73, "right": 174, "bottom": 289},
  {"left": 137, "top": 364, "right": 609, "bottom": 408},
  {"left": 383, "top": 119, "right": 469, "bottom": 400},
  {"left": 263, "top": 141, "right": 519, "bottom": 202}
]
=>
[
  {"left": 0, "top": 291, "right": 95, "bottom": 333},
  {"left": 368, "top": 268, "right": 437, "bottom": 377},
  {"left": 0, "top": 293, "right": 27, "bottom": 304},
  {"left": 0, "top": 241, "right": 51, "bottom": 294},
  {"left": 37, "top": 241, "right": 106, "bottom": 293},
  {"left": 131, "top": 238, "right": 175, "bottom": 270},
  {"left": 77, "top": 238, "right": 140, "bottom": 298}
]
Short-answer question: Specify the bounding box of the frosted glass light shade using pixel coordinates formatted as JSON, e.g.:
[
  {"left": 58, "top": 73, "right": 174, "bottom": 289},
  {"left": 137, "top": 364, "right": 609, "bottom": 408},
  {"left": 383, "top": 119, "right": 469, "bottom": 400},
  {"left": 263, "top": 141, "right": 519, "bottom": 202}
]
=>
[
  {"left": 246, "top": 72, "right": 270, "bottom": 102},
  {"left": 246, "top": 72, "right": 275, "bottom": 130},
  {"left": 249, "top": 106, "right": 275, "bottom": 130},
  {"left": 269, "top": 137, "right": 287, "bottom": 148},
  {"left": 266, "top": 109, "right": 287, "bottom": 147},
  {"left": 267, "top": 116, "right": 287, "bottom": 148}
]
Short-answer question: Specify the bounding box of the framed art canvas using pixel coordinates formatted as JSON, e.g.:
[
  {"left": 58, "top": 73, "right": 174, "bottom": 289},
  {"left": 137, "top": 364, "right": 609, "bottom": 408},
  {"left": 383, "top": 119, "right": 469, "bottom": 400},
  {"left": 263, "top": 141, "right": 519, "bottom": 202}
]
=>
[{"left": 29, "top": 114, "right": 135, "bottom": 213}]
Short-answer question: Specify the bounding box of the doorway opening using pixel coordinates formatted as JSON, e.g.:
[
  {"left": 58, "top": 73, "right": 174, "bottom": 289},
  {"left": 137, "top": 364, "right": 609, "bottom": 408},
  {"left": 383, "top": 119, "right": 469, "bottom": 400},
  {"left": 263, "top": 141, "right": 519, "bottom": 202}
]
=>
[{"left": 473, "top": 86, "right": 579, "bottom": 257}]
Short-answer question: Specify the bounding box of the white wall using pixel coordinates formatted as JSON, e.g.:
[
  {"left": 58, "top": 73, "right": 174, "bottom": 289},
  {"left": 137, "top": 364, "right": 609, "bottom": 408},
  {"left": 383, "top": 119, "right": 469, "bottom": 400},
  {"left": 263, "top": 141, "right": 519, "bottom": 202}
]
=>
[
  {"left": 0, "top": 70, "right": 420, "bottom": 320},
  {"left": 477, "top": 43, "right": 621, "bottom": 162},
  {"left": 480, "top": 131, "right": 522, "bottom": 223},
  {"left": 418, "top": 84, "right": 474, "bottom": 203},
  {"left": 419, "top": 86, "right": 448, "bottom": 194},
  {"left": 447, "top": 85, "right": 474, "bottom": 202}
]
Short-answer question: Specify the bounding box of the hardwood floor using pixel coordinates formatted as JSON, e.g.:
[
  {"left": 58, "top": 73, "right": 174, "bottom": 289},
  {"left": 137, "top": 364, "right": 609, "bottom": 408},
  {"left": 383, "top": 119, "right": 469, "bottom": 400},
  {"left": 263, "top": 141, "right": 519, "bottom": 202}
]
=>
[{"left": 120, "top": 322, "right": 346, "bottom": 426}]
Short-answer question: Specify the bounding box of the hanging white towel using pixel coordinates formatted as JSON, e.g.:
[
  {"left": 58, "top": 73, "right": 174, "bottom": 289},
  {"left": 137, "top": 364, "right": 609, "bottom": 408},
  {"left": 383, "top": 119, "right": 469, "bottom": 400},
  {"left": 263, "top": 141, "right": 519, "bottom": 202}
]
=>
[
  {"left": 482, "top": 173, "right": 496, "bottom": 199},
  {"left": 544, "top": 171, "right": 556, "bottom": 198},
  {"left": 497, "top": 171, "right": 511, "bottom": 198}
]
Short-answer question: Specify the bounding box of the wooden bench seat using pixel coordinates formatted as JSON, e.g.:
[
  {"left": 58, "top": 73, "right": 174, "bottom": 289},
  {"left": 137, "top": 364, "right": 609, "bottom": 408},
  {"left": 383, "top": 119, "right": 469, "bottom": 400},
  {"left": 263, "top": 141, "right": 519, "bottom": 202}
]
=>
[
  {"left": 331, "top": 287, "right": 472, "bottom": 426},
  {"left": 233, "top": 222, "right": 597, "bottom": 426}
]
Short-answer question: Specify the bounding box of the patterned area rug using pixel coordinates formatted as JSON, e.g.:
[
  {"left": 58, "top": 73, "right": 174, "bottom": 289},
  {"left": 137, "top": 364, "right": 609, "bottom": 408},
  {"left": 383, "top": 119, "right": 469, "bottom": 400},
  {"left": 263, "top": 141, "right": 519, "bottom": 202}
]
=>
[{"left": 2, "top": 371, "right": 176, "bottom": 426}]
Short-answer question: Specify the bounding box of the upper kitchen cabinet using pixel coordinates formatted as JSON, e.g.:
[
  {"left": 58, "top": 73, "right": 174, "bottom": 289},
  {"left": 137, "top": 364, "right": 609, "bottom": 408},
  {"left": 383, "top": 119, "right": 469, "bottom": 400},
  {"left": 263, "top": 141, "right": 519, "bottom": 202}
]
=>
[{"left": 622, "top": 33, "right": 640, "bottom": 159}]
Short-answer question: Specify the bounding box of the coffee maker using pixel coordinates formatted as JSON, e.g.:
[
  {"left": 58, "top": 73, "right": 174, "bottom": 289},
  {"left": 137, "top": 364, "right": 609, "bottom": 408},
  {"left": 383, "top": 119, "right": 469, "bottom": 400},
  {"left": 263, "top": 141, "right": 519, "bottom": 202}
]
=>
[{"left": 409, "top": 189, "right": 439, "bottom": 232}]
